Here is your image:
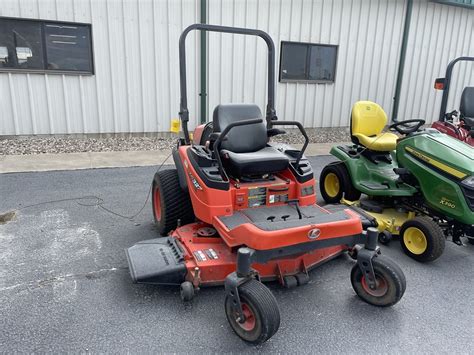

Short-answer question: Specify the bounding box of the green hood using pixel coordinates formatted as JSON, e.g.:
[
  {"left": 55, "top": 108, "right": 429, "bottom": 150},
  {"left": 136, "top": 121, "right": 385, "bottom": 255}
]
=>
[{"left": 402, "top": 130, "right": 474, "bottom": 177}]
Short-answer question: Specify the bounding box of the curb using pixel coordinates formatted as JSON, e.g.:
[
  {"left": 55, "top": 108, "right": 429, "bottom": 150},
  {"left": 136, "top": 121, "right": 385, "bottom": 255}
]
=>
[{"left": 0, "top": 142, "right": 346, "bottom": 174}]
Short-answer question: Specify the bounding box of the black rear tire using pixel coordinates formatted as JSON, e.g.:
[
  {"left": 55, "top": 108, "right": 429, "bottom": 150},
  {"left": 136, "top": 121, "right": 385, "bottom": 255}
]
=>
[
  {"left": 338, "top": 163, "right": 361, "bottom": 201},
  {"left": 152, "top": 169, "right": 195, "bottom": 235},
  {"left": 320, "top": 164, "right": 345, "bottom": 204},
  {"left": 225, "top": 279, "right": 280, "bottom": 344},
  {"left": 319, "top": 162, "right": 361, "bottom": 204},
  {"left": 351, "top": 255, "right": 406, "bottom": 307},
  {"left": 399, "top": 217, "right": 445, "bottom": 262}
]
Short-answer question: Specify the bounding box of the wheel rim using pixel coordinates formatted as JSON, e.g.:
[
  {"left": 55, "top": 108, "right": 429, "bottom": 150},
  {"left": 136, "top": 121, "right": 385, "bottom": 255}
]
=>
[
  {"left": 153, "top": 186, "right": 162, "bottom": 221},
  {"left": 324, "top": 172, "right": 340, "bottom": 198},
  {"left": 403, "top": 227, "right": 427, "bottom": 255},
  {"left": 236, "top": 303, "right": 256, "bottom": 332},
  {"left": 361, "top": 274, "right": 388, "bottom": 297}
]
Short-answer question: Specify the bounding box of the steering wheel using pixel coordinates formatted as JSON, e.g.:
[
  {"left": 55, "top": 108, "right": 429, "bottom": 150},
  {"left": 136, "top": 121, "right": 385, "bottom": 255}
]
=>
[{"left": 389, "top": 119, "right": 425, "bottom": 135}]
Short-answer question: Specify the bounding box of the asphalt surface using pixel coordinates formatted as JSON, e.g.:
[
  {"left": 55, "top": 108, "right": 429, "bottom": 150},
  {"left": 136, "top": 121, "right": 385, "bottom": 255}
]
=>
[{"left": 1, "top": 155, "right": 473, "bottom": 353}]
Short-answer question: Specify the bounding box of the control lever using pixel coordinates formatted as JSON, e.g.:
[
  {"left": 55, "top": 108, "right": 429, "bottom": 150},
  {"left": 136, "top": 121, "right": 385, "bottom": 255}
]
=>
[{"left": 287, "top": 199, "right": 302, "bottom": 219}]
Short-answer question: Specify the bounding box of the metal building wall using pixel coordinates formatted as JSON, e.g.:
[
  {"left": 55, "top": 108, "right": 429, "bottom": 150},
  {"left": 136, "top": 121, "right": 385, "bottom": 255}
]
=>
[
  {"left": 0, "top": 0, "right": 200, "bottom": 136},
  {"left": 1, "top": 0, "right": 472, "bottom": 135},
  {"left": 207, "top": 0, "right": 408, "bottom": 128},
  {"left": 398, "top": 0, "right": 473, "bottom": 123}
]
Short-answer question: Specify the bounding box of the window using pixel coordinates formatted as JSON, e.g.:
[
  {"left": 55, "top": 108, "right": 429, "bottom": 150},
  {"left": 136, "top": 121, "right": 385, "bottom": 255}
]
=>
[
  {"left": 279, "top": 41, "right": 337, "bottom": 83},
  {"left": 430, "top": 0, "right": 474, "bottom": 9},
  {"left": 0, "top": 17, "right": 93, "bottom": 74}
]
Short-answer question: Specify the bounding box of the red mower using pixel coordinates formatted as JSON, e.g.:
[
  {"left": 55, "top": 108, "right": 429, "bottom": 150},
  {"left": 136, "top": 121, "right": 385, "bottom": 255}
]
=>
[
  {"left": 126, "top": 24, "right": 406, "bottom": 344},
  {"left": 432, "top": 56, "right": 474, "bottom": 146}
]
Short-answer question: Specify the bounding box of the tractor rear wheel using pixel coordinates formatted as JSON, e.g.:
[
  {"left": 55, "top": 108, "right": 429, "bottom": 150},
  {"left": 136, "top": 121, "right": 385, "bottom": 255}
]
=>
[
  {"left": 225, "top": 279, "right": 280, "bottom": 344},
  {"left": 399, "top": 217, "right": 445, "bottom": 262},
  {"left": 320, "top": 163, "right": 361, "bottom": 204},
  {"left": 338, "top": 163, "right": 362, "bottom": 202},
  {"left": 152, "top": 169, "right": 195, "bottom": 235},
  {"left": 320, "top": 164, "right": 344, "bottom": 203}
]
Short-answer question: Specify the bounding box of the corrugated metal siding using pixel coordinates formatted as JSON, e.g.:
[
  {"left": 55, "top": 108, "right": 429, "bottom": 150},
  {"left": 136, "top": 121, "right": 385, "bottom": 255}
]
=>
[
  {"left": 0, "top": 0, "right": 200, "bottom": 135},
  {"left": 398, "top": 0, "right": 474, "bottom": 123},
  {"left": 1, "top": 0, "right": 472, "bottom": 135},
  {"left": 208, "top": 0, "right": 408, "bottom": 128}
]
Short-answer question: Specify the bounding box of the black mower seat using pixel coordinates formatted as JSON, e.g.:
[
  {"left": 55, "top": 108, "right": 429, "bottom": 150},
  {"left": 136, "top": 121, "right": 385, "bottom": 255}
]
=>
[
  {"left": 460, "top": 87, "right": 474, "bottom": 128},
  {"left": 213, "top": 104, "right": 289, "bottom": 177},
  {"left": 221, "top": 147, "right": 290, "bottom": 177}
]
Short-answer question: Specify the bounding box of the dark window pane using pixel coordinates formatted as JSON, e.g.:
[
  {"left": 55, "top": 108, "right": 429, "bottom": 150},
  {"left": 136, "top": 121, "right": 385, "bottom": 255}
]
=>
[
  {"left": 280, "top": 43, "right": 308, "bottom": 80},
  {"left": 0, "top": 19, "right": 44, "bottom": 69},
  {"left": 308, "top": 45, "right": 337, "bottom": 81},
  {"left": 44, "top": 23, "right": 92, "bottom": 72}
]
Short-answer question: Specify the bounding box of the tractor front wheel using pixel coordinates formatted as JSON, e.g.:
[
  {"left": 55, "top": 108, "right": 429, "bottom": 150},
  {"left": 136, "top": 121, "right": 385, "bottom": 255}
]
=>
[
  {"left": 351, "top": 255, "right": 406, "bottom": 307},
  {"left": 399, "top": 217, "right": 445, "bottom": 262},
  {"left": 224, "top": 279, "right": 280, "bottom": 344}
]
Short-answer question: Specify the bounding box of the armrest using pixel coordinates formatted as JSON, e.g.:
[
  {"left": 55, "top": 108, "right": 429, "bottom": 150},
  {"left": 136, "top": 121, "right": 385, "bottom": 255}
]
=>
[
  {"left": 271, "top": 121, "right": 309, "bottom": 172},
  {"left": 267, "top": 128, "right": 286, "bottom": 137},
  {"left": 208, "top": 132, "right": 220, "bottom": 142}
]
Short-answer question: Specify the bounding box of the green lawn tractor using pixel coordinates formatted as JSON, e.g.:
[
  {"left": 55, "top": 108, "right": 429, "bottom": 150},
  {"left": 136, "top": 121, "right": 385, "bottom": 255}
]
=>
[{"left": 320, "top": 101, "right": 474, "bottom": 262}]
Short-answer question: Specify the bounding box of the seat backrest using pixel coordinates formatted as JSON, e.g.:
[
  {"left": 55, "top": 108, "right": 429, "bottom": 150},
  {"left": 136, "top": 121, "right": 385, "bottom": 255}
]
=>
[
  {"left": 351, "top": 101, "right": 388, "bottom": 137},
  {"left": 460, "top": 87, "right": 474, "bottom": 119},
  {"left": 213, "top": 104, "right": 267, "bottom": 153}
]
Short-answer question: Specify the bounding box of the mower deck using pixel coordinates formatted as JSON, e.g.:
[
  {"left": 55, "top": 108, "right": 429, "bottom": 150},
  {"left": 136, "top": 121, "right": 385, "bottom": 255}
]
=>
[
  {"left": 127, "top": 204, "right": 366, "bottom": 287},
  {"left": 218, "top": 204, "right": 349, "bottom": 231}
]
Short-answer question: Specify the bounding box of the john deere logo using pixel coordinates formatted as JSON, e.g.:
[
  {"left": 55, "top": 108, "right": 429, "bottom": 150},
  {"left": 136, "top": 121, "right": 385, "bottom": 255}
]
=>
[{"left": 308, "top": 228, "right": 321, "bottom": 240}]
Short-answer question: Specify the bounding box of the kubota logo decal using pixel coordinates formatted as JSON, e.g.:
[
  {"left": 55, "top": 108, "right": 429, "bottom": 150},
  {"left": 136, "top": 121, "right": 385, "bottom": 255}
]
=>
[{"left": 308, "top": 228, "right": 321, "bottom": 240}]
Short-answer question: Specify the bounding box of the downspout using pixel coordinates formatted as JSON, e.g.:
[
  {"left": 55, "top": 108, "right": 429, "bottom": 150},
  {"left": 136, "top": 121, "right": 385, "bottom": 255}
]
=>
[
  {"left": 199, "top": 0, "right": 207, "bottom": 124},
  {"left": 391, "top": 0, "right": 413, "bottom": 122}
]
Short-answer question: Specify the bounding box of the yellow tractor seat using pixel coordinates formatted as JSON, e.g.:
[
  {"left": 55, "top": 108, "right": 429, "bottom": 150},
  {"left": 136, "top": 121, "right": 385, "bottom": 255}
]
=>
[{"left": 351, "top": 101, "right": 398, "bottom": 152}]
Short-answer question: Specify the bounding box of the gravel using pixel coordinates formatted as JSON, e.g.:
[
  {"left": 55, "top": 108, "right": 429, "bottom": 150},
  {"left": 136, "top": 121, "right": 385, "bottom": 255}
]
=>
[{"left": 0, "top": 127, "right": 350, "bottom": 155}]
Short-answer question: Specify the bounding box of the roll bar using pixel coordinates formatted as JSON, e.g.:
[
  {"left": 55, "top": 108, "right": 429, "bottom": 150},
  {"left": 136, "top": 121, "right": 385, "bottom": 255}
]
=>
[
  {"left": 436, "top": 56, "right": 474, "bottom": 121},
  {"left": 179, "top": 24, "right": 277, "bottom": 144}
]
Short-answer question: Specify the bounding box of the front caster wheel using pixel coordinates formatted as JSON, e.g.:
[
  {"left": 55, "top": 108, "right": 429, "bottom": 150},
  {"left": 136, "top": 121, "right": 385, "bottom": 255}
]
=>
[
  {"left": 351, "top": 255, "right": 406, "bottom": 307},
  {"left": 224, "top": 279, "right": 280, "bottom": 344}
]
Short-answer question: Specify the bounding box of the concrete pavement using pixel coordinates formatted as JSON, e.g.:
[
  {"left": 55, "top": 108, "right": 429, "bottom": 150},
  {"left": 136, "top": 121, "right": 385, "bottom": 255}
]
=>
[
  {"left": 1, "top": 157, "right": 473, "bottom": 353},
  {"left": 0, "top": 143, "right": 345, "bottom": 173}
]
